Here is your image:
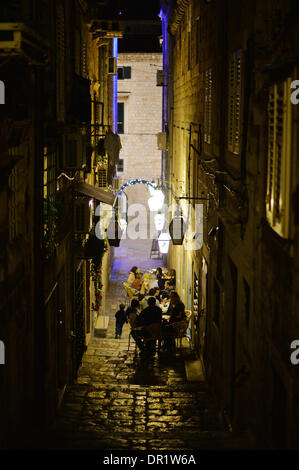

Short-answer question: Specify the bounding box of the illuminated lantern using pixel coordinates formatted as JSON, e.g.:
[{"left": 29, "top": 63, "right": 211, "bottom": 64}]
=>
[
  {"left": 158, "top": 232, "right": 171, "bottom": 254},
  {"left": 169, "top": 208, "right": 186, "bottom": 245},
  {"left": 154, "top": 212, "right": 165, "bottom": 231},
  {"left": 147, "top": 189, "right": 165, "bottom": 211}
]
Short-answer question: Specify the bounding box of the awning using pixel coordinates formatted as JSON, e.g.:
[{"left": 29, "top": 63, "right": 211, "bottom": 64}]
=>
[{"left": 74, "top": 181, "right": 116, "bottom": 206}]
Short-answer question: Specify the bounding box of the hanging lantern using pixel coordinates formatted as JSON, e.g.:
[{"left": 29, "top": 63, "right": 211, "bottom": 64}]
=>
[
  {"left": 158, "top": 231, "right": 171, "bottom": 254},
  {"left": 154, "top": 212, "right": 165, "bottom": 231},
  {"left": 169, "top": 208, "right": 186, "bottom": 245},
  {"left": 107, "top": 217, "right": 123, "bottom": 247}
]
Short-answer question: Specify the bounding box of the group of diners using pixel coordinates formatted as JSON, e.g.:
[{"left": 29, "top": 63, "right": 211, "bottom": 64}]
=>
[
  {"left": 127, "top": 265, "right": 176, "bottom": 295},
  {"left": 115, "top": 265, "right": 186, "bottom": 356}
]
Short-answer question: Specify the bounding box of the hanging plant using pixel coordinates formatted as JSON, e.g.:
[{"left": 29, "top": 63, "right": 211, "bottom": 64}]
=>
[{"left": 89, "top": 236, "right": 107, "bottom": 312}]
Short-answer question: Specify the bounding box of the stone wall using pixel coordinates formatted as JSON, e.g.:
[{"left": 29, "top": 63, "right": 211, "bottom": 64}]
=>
[{"left": 117, "top": 53, "right": 162, "bottom": 235}]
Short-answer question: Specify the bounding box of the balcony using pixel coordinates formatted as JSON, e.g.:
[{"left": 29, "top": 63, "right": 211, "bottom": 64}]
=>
[
  {"left": 0, "top": 23, "right": 48, "bottom": 65},
  {"left": 87, "top": 0, "right": 123, "bottom": 38},
  {"left": 89, "top": 20, "right": 123, "bottom": 39}
]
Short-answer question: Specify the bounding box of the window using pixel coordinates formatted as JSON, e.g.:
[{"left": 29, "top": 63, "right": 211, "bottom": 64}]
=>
[
  {"left": 56, "top": 2, "right": 65, "bottom": 121},
  {"left": 117, "top": 66, "right": 131, "bottom": 79},
  {"left": 117, "top": 158, "right": 124, "bottom": 172},
  {"left": 8, "top": 155, "right": 22, "bottom": 241},
  {"left": 117, "top": 102, "right": 124, "bottom": 134},
  {"left": 98, "top": 168, "right": 107, "bottom": 188},
  {"left": 204, "top": 68, "right": 212, "bottom": 144},
  {"left": 43, "top": 146, "right": 56, "bottom": 201},
  {"left": 228, "top": 49, "right": 242, "bottom": 154},
  {"left": 98, "top": 45, "right": 107, "bottom": 103},
  {"left": 266, "top": 78, "right": 292, "bottom": 238}
]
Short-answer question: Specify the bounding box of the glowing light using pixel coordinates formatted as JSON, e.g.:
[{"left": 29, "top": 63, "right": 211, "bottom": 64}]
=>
[
  {"left": 119, "top": 218, "right": 128, "bottom": 232},
  {"left": 154, "top": 212, "right": 165, "bottom": 231},
  {"left": 148, "top": 189, "right": 165, "bottom": 211},
  {"left": 158, "top": 232, "right": 171, "bottom": 254}
]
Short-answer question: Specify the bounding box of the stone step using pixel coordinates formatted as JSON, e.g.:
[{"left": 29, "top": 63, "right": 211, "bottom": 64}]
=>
[{"left": 94, "top": 315, "right": 109, "bottom": 337}]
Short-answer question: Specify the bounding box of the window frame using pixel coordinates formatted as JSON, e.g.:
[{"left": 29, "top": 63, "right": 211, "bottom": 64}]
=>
[
  {"left": 117, "top": 101, "right": 125, "bottom": 134},
  {"left": 204, "top": 68, "right": 212, "bottom": 145},
  {"left": 227, "top": 49, "right": 243, "bottom": 155},
  {"left": 266, "top": 77, "right": 292, "bottom": 239}
]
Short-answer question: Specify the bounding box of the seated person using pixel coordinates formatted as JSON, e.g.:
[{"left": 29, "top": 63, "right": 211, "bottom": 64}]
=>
[
  {"left": 162, "top": 291, "right": 186, "bottom": 353},
  {"left": 140, "top": 287, "right": 161, "bottom": 310},
  {"left": 167, "top": 269, "right": 176, "bottom": 289},
  {"left": 127, "top": 266, "right": 139, "bottom": 286},
  {"left": 131, "top": 272, "right": 143, "bottom": 291},
  {"left": 125, "top": 299, "right": 141, "bottom": 328},
  {"left": 166, "top": 291, "right": 186, "bottom": 323},
  {"left": 131, "top": 297, "right": 162, "bottom": 355},
  {"left": 156, "top": 267, "right": 166, "bottom": 291},
  {"left": 141, "top": 273, "right": 151, "bottom": 293},
  {"left": 160, "top": 291, "right": 170, "bottom": 313}
]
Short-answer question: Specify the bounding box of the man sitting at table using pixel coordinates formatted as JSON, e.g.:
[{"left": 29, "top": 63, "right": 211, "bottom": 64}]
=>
[
  {"left": 140, "top": 287, "right": 161, "bottom": 309},
  {"left": 131, "top": 296, "right": 162, "bottom": 355}
]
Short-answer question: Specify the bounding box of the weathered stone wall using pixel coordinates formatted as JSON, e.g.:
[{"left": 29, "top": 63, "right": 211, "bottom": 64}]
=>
[
  {"left": 164, "top": 0, "right": 299, "bottom": 448},
  {"left": 117, "top": 53, "right": 162, "bottom": 233}
]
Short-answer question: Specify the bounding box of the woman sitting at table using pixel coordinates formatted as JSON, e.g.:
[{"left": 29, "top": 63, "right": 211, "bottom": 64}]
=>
[
  {"left": 127, "top": 266, "right": 139, "bottom": 285},
  {"left": 167, "top": 269, "right": 176, "bottom": 289},
  {"left": 162, "top": 291, "right": 186, "bottom": 353},
  {"left": 156, "top": 267, "right": 166, "bottom": 291},
  {"left": 167, "top": 291, "right": 185, "bottom": 323},
  {"left": 131, "top": 272, "right": 143, "bottom": 291}
]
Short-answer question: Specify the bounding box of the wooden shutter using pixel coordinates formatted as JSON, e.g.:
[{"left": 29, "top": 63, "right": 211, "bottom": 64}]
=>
[
  {"left": 98, "top": 168, "right": 107, "bottom": 188},
  {"left": 266, "top": 78, "right": 292, "bottom": 238},
  {"left": 204, "top": 68, "right": 212, "bottom": 144},
  {"left": 56, "top": 2, "right": 65, "bottom": 121},
  {"left": 81, "top": 41, "right": 87, "bottom": 78},
  {"left": 228, "top": 50, "right": 242, "bottom": 154}
]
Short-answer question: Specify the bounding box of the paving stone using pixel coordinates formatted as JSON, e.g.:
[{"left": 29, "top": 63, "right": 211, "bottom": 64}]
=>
[{"left": 34, "top": 240, "right": 251, "bottom": 450}]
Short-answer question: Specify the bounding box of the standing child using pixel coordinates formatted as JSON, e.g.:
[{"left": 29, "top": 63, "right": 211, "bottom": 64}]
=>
[{"left": 115, "top": 304, "right": 127, "bottom": 339}]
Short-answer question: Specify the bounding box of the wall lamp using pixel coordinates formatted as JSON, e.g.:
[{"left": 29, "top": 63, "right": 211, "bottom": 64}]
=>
[
  {"left": 168, "top": 195, "right": 209, "bottom": 246},
  {"left": 169, "top": 206, "right": 186, "bottom": 245}
]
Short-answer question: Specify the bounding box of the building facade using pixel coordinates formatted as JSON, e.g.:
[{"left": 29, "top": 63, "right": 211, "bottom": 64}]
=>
[
  {"left": 0, "top": 0, "right": 122, "bottom": 447},
  {"left": 116, "top": 52, "right": 162, "bottom": 234},
  {"left": 160, "top": 0, "right": 299, "bottom": 448}
]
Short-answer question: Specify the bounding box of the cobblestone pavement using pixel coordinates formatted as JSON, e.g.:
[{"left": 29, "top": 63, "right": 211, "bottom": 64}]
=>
[{"left": 36, "top": 240, "right": 251, "bottom": 450}]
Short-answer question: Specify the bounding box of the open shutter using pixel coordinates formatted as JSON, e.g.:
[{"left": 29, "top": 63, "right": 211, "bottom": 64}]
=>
[
  {"left": 228, "top": 50, "right": 242, "bottom": 154},
  {"left": 56, "top": 2, "right": 65, "bottom": 121},
  {"left": 204, "top": 68, "right": 212, "bottom": 144},
  {"left": 266, "top": 78, "right": 292, "bottom": 238},
  {"left": 98, "top": 168, "right": 108, "bottom": 188}
]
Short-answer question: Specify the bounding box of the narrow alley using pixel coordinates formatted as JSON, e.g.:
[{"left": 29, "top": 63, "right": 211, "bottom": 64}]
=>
[
  {"left": 1, "top": 0, "right": 299, "bottom": 455},
  {"left": 33, "top": 240, "right": 250, "bottom": 451}
]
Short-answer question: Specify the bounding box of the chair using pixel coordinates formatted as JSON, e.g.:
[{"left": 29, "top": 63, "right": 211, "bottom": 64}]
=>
[
  {"left": 175, "top": 310, "right": 192, "bottom": 349},
  {"left": 127, "top": 323, "right": 163, "bottom": 353},
  {"left": 123, "top": 282, "right": 139, "bottom": 299}
]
